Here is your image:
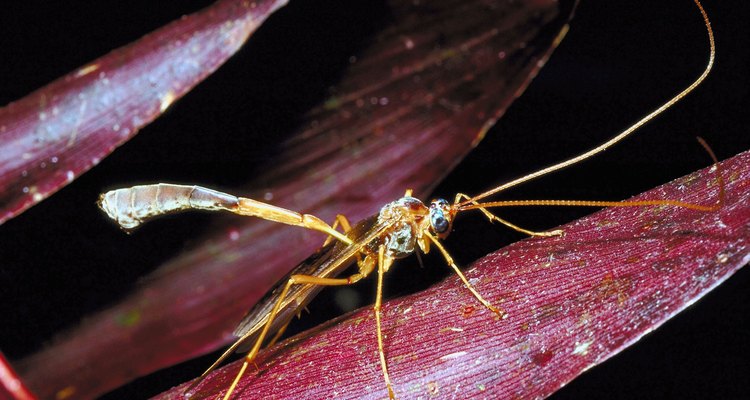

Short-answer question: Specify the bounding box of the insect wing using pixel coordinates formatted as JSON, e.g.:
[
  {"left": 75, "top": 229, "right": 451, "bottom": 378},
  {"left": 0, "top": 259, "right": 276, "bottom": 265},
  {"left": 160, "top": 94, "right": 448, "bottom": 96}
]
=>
[{"left": 232, "top": 215, "right": 387, "bottom": 343}]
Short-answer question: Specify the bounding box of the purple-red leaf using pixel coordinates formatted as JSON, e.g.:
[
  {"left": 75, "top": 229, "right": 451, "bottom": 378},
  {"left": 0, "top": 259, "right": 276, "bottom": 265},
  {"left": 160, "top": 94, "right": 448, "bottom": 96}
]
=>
[
  {"left": 156, "top": 150, "right": 749, "bottom": 400},
  {"left": 13, "top": 0, "right": 575, "bottom": 398},
  {"left": 0, "top": 0, "right": 287, "bottom": 225}
]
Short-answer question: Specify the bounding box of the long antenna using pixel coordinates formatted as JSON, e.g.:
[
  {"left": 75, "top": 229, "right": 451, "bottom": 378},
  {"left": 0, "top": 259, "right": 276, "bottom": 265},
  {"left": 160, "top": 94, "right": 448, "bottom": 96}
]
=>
[
  {"left": 460, "top": 137, "right": 724, "bottom": 213},
  {"left": 460, "top": 0, "right": 715, "bottom": 207}
]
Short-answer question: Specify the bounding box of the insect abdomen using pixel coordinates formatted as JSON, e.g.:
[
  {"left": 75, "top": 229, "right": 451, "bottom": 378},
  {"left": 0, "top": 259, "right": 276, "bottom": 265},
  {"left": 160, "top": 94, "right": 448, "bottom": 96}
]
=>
[{"left": 98, "top": 184, "right": 239, "bottom": 230}]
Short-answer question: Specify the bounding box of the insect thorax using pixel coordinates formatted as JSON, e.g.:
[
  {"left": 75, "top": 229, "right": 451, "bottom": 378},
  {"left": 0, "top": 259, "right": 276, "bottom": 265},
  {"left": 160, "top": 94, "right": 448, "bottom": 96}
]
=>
[{"left": 376, "top": 196, "right": 429, "bottom": 259}]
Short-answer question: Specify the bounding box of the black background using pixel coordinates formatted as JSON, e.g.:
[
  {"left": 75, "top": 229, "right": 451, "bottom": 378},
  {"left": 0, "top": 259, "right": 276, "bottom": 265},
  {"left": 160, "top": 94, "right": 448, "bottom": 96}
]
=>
[{"left": 1, "top": 1, "right": 748, "bottom": 399}]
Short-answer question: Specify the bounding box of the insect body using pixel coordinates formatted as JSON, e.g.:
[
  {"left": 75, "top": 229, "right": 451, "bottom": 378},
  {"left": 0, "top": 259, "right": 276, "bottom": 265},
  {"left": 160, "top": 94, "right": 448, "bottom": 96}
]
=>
[
  {"left": 98, "top": 1, "right": 717, "bottom": 398},
  {"left": 99, "top": 186, "right": 507, "bottom": 398}
]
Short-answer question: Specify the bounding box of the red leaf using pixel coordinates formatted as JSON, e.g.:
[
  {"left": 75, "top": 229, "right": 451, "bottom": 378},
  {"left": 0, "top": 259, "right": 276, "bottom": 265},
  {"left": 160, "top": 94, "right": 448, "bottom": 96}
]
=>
[
  {"left": 0, "top": 352, "right": 34, "bottom": 400},
  {"left": 155, "top": 150, "right": 749, "bottom": 400},
  {"left": 11, "top": 0, "right": 575, "bottom": 399},
  {"left": 0, "top": 0, "right": 287, "bottom": 225}
]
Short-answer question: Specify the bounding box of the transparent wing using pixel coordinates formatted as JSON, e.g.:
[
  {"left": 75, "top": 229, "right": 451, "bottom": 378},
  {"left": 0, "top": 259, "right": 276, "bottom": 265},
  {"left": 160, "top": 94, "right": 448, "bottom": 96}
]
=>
[{"left": 232, "top": 215, "right": 387, "bottom": 344}]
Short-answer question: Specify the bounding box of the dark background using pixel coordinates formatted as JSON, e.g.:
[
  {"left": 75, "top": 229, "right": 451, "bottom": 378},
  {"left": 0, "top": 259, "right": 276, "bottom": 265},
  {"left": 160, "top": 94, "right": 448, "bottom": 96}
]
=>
[{"left": 1, "top": 1, "right": 748, "bottom": 399}]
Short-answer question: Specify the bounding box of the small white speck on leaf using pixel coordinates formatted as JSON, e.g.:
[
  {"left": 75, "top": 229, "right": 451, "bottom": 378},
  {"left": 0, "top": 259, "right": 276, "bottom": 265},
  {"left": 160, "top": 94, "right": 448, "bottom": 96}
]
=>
[
  {"left": 572, "top": 340, "right": 593, "bottom": 356},
  {"left": 439, "top": 351, "right": 467, "bottom": 361}
]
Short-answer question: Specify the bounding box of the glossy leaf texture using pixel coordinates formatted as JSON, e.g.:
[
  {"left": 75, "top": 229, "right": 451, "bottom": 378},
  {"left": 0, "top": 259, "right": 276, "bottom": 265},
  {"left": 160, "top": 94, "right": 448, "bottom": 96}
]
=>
[
  {"left": 0, "top": 0, "right": 288, "bottom": 225},
  {"left": 10, "top": 0, "right": 576, "bottom": 399},
  {"left": 156, "top": 150, "right": 750, "bottom": 400}
]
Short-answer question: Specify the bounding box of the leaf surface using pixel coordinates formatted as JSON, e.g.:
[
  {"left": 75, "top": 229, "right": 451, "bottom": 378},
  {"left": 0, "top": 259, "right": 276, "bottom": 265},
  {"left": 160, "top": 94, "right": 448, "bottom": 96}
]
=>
[
  {"left": 159, "top": 150, "right": 750, "bottom": 400},
  {"left": 0, "top": 0, "right": 288, "bottom": 224}
]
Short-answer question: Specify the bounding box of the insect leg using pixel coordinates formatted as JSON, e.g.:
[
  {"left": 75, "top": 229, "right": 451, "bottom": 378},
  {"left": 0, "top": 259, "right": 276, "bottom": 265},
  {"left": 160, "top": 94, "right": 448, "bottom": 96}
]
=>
[
  {"left": 220, "top": 272, "right": 369, "bottom": 400},
  {"left": 183, "top": 328, "right": 257, "bottom": 398},
  {"left": 265, "top": 318, "right": 292, "bottom": 349},
  {"left": 323, "top": 214, "right": 353, "bottom": 246},
  {"left": 375, "top": 245, "right": 396, "bottom": 400},
  {"left": 454, "top": 193, "right": 563, "bottom": 237},
  {"left": 425, "top": 233, "right": 506, "bottom": 319},
  {"left": 335, "top": 214, "right": 353, "bottom": 232}
]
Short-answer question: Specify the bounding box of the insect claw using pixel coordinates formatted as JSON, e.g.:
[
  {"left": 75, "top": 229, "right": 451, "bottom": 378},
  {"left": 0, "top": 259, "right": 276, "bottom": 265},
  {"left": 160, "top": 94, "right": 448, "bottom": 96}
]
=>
[{"left": 489, "top": 305, "right": 507, "bottom": 320}]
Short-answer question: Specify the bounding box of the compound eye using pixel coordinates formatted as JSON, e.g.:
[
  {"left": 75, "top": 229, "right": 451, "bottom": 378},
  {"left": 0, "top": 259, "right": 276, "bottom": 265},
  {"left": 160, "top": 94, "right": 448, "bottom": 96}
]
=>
[
  {"left": 434, "top": 198, "right": 449, "bottom": 209},
  {"left": 430, "top": 211, "right": 449, "bottom": 234}
]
